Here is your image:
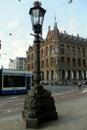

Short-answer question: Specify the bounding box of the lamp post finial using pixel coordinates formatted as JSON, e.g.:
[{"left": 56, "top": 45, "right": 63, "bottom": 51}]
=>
[{"left": 33, "top": 1, "right": 42, "bottom": 7}]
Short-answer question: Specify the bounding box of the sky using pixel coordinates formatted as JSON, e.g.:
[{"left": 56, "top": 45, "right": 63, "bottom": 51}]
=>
[{"left": 0, "top": 0, "right": 87, "bottom": 68}]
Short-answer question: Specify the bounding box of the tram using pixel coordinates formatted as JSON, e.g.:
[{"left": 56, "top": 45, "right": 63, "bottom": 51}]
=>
[{"left": 0, "top": 68, "right": 32, "bottom": 95}]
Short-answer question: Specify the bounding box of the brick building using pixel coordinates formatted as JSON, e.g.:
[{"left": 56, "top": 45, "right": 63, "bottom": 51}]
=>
[{"left": 26, "top": 21, "right": 87, "bottom": 85}]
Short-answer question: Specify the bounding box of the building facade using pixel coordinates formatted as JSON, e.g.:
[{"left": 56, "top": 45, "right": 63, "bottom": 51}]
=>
[
  {"left": 26, "top": 22, "right": 87, "bottom": 85},
  {"left": 9, "top": 57, "right": 27, "bottom": 71}
]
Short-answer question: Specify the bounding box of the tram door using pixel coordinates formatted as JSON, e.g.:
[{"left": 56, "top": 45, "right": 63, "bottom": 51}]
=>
[{"left": 26, "top": 75, "right": 31, "bottom": 90}]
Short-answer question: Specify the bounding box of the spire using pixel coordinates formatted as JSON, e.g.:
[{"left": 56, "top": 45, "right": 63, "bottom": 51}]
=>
[{"left": 54, "top": 15, "right": 58, "bottom": 30}]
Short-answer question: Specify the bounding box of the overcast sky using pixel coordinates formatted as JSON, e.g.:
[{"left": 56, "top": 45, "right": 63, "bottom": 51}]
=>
[{"left": 0, "top": 0, "right": 87, "bottom": 68}]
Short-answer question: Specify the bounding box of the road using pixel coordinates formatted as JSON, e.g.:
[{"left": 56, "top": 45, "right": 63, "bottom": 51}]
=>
[
  {"left": 0, "top": 95, "right": 24, "bottom": 118},
  {"left": 0, "top": 85, "right": 87, "bottom": 120}
]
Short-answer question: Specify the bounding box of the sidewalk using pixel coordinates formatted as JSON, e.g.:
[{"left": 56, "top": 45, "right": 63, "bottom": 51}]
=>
[{"left": 0, "top": 93, "right": 87, "bottom": 130}]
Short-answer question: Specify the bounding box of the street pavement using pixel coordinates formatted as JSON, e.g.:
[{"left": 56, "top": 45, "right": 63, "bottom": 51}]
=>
[{"left": 0, "top": 85, "right": 87, "bottom": 130}]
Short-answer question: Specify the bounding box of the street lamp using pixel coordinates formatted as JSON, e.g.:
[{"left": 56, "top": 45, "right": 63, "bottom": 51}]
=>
[
  {"left": 22, "top": 1, "right": 57, "bottom": 129},
  {"left": 29, "top": 1, "right": 46, "bottom": 85},
  {"left": 29, "top": 1, "right": 46, "bottom": 35}
]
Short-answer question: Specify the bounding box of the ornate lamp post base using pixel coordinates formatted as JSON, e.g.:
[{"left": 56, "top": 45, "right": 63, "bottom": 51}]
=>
[{"left": 22, "top": 85, "right": 58, "bottom": 129}]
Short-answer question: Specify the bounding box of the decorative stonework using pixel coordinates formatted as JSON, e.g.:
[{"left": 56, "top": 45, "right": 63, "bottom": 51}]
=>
[{"left": 22, "top": 85, "right": 57, "bottom": 128}]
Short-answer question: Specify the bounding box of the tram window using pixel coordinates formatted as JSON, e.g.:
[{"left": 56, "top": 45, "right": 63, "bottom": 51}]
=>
[{"left": 3, "top": 75, "right": 25, "bottom": 87}]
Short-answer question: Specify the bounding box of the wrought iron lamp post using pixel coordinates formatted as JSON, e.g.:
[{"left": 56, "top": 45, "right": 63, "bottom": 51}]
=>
[
  {"left": 22, "top": 1, "right": 57, "bottom": 129},
  {"left": 29, "top": 1, "right": 46, "bottom": 85}
]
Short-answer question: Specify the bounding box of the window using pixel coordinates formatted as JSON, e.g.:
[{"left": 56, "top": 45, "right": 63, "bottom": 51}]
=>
[
  {"left": 77, "top": 47, "right": 80, "bottom": 57},
  {"left": 61, "top": 44, "right": 64, "bottom": 54},
  {"left": 41, "top": 49, "right": 44, "bottom": 58},
  {"left": 50, "top": 57, "right": 54, "bottom": 66},
  {"left": 83, "top": 59, "right": 86, "bottom": 67},
  {"left": 50, "top": 45, "right": 52, "bottom": 55},
  {"left": 28, "top": 64, "right": 30, "bottom": 70},
  {"left": 50, "top": 45, "right": 54, "bottom": 55},
  {"left": 78, "top": 59, "right": 81, "bottom": 66},
  {"left": 67, "top": 45, "right": 70, "bottom": 56},
  {"left": 82, "top": 48, "right": 85, "bottom": 57},
  {"left": 72, "top": 58, "right": 76, "bottom": 67},
  {"left": 67, "top": 57, "right": 70, "bottom": 66},
  {"left": 41, "top": 60, "right": 44, "bottom": 68},
  {"left": 31, "top": 53, "right": 33, "bottom": 60},
  {"left": 31, "top": 63, "right": 33, "bottom": 70},
  {"left": 42, "top": 71, "right": 44, "bottom": 80},
  {"left": 61, "top": 57, "right": 65, "bottom": 65},
  {"left": 4, "top": 75, "right": 25, "bottom": 88},
  {"left": 27, "top": 55, "right": 30, "bottom": 62},
  {"left": 46, "top": 47, "right": 49, "bottom": 56},
  {"left": 72, "top": 46, "right": 75, "bottom": 57},
  {"left": 46, "top": 58, "right": 49, "bottom": 67},
  {"left": 51, "top": 70, "right": 54, "bottom": 80}
]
